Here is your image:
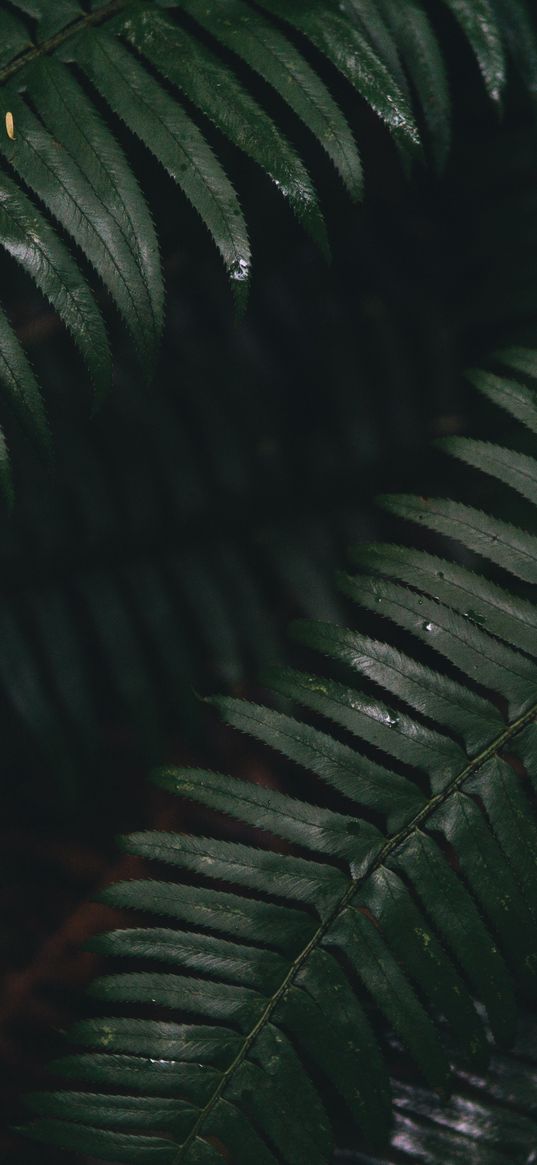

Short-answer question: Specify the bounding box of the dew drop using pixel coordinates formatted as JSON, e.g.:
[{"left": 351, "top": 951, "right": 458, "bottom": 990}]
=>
[
  {"left": 465, "top": 608, "right": 487, "bottom": 626},
  {"left": 231, "top": 257, "right": 250, "bottom": 282}
]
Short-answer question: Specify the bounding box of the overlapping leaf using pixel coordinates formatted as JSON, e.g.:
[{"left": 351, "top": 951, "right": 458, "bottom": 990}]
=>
[
  {"left": 0, "top": 0, "right": 535, "bottom": 483},
  {"left": 22, "top": 359, "right": 537, "bottom": 1162},
  {"left": 335, "top": 1014, "right": 537, "bottom": 1164}
]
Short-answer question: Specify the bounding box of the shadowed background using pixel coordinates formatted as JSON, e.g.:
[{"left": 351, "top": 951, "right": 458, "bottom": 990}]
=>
[{"left": 1, "top": 15, "right": 537, "bottom": 1162}]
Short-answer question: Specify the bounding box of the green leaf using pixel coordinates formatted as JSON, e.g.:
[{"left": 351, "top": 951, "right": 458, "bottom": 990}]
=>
[
  {"left": 213, "top": 691, "right": 423, "bottom": 831},
  {"left": 465, "top": 754, "right": 537, "bottom": 920},
  {"left": 340, "top": 571, "right": 537, "bottom": 716},
  {"left": 380, "top": 0, "right": 451, "bottom": 168},
  {"left": 492, "top": 0, "right": 537, "bottom": 95},
  {"left": 51, "top": 1051, "right": 220, "bottom": 1100},
  {"left": 71, "top": 28, "right": 251, "bottom": 305},
  {"left": 292, "top": 618, "right": 502, "bottom": 751},
  {"left": 280, "top": 949, "right": 391, "bottom": 1147},
  {"left": 340, "top": 0, "right": 407, "bottom": 90},
  {"left": 204, "top": 1098, "right": 280, "bottom": 1165},
  {"left": 438, "top": 436, "right": 537, "bottom": 507},
  {"left": 120, "top": 830, "right": 347, "bottom": 917},
  {"left": 379, "top": 493, "right": 537, "bottom": 583},
  {"left": 257, "top": 0, "right": 421, "bottom": 155},
  {"left": 0, "top": 299, "right": 49, "bottom": 444},
  {"left": 89, "top": 925, "right": 286, "bottom": 990},
  {"left": 89, "top": 970, "right": 264, "bottom": 1030},
  {"left": 351, "top": 542, "right": 537, "bottom": 657},
  {"left": 230, "top": 1025, "right": 333, "bottom": 1165},
  {"left": 357, "top": 865, "right": 490, "bottom": 1069},
  {"left": 0, "top": 0, "right": 532, "bottom": 475},
  {"left": 13, "top": 0, "right": 83, "bottom": 40},
  {"left": 266, "top": 664, "right": 465, "bottom": 791},
  {"left": 19, "top": 1121, "right": 176, "bottom": 1163},
  {"left": 99, "top": 877, "right": 316, "bottom": 953},
  {"left": 24, "top": 54, "right": 163, "bottom": 362},
  {"left": 0, "top": 171, "right": 111, "bottom": 398},
  {"left": 176, "top": 0, "right": 362, "bottom": 201},
  {"left": 468, "top": 363, "right": 537, "bottom": 434},
  {"left": 154, "top": 766, "right": 376, "bottom": 862},
  {"left": 388, "top": 831, "right": 517, "bottom": 1046},
  {"left": 440, "top": 0, "right": 506, "bottom": 100},
  {"left": 68, "top": 1017, "right": 242, "bottom": 1064},
  {"left": 0, "top": 87, "right": 158, "bottom": 366},
  {"left": 511, "top": 722, "right": 537, "bottom": 793},
  {"left": 27, "top": 1090, "right": 197, "bottom": 1133},
  {"left": 429, "top": 791, "right": 537, "bottom": 989},
  {"left": 327, "top": 907, "right": 451, "bottom": 1089},
  {"left": 121, "top": 5, "right": 334, "bottom": 247},
  {"left": 0, "top": 10, "right": 32, "bottom": 68},
  {"left": 23, "top": 354, "right": 537, "bottom": 1165},
  {"left": 495, "top": 345, "right": 537, "bottom": 386}
]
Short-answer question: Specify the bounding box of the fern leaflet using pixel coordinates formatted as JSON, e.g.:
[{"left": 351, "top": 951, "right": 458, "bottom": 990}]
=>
[{"left": 21, "top": 356, "right": 537, "bottom": 1161}]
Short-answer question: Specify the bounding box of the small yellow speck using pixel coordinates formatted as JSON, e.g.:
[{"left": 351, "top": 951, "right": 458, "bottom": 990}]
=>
[{"left": 5, "top": 112, "right": 15, "bottom": 140}]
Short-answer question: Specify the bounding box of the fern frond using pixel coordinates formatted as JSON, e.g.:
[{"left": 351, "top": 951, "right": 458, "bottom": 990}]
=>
[
  {"left": 23, "top": 358, "right": 537, "bottom": 1161},
  {"left": 379, "top": 0, "right": 451, "bottom": 169},
  {"left": 0, "top": 0, "right": 535, "bottom": 484},
  {"left": 0, "top": 169, "right": 112, "bottom": 399},
  {"left": 440, "top": 0, "right": 506, "bottom": 100},
  {"left": 492, "top": 0, "right": 537, "bottom": 97},
  {"left": 172, "top": 0, "right": 362, "bottom": 206},
  {"left": 0, "top": 298, "right": 49, "bottom": 443},
  {"left": 334, "top": 1013, "right": 537, "bottom": 1163},
  {"left": 257, "top": 0, "right": 422, "bottom": 156}
]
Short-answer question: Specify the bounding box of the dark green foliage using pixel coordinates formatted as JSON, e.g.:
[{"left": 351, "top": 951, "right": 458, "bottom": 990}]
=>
[
  {"left": 334, "top": 1011, "right": 537, "bottom": 1164},
  {"left": 0, "top": 351, "right": 386, "bottom": 801},
  {"left": 22, "top": 358, "right": 537, "bottom": 1161},
  {"left": 4, "top": 45, "right": 537, "bottom": 808},
  {"left": 0, "top": 0, "right": 536, "bottom": 479}
]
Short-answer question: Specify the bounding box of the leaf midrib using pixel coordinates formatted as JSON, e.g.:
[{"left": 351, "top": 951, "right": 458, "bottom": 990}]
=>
[
  {"left": 0, "top": 0, "right": 127, "bottom": 85},
  {"left": 176, "top": 697, "right": 537, "bottom": 1161}
]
